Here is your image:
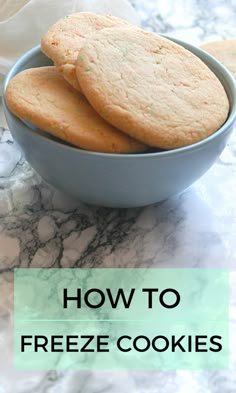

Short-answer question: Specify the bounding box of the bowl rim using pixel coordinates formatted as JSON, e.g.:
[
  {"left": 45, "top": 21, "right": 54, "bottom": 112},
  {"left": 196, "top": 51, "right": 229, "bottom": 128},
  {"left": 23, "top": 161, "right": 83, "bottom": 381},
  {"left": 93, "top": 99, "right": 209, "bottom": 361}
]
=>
[{"left": 3, "top": 39, "right": 236, "bottom": 160}]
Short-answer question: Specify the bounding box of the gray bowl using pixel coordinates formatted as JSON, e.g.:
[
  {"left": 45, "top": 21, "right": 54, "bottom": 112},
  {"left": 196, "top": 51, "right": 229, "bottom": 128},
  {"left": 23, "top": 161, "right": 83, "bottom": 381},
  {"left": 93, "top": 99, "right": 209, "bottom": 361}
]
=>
[{"left": 2, "top": 39, "right": 236, "bottom": 208}]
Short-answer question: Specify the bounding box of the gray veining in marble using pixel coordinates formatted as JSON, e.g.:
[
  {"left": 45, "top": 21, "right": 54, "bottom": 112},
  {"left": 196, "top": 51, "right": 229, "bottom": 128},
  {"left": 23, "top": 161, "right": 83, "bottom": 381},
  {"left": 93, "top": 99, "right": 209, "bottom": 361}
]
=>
[{"left": 1, "top": 0, "right": 236, "bottom": 392}]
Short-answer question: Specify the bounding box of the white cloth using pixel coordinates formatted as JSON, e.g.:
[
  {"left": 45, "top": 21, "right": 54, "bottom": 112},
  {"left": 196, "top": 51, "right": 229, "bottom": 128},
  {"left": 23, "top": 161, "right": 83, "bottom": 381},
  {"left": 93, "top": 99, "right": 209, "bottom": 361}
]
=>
[{"left": 0, "top": 0, "right": 140, "bottom": 89}]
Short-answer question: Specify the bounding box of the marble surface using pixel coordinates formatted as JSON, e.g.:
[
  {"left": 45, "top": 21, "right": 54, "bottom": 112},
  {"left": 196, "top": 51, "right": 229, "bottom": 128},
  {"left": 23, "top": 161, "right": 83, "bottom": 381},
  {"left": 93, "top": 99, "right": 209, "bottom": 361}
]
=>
[{"left": 1, "top": 0, "right": 236, "bottom": 392}]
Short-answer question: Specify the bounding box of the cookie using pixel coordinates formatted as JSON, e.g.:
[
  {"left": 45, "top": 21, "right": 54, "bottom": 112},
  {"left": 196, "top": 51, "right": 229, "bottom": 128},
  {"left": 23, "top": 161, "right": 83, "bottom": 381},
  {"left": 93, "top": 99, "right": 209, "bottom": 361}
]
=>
[
  {"left": 201, "top": 39, "right": 236, "bottom": 78},
  {"left": 76, "top": 27, "right": 229, "bottom": 150},
  {"left": 41, "top": 12, "right": 130, "bottom": 92},
  {"left": 6, "top": 67, "right": 146, "bottom": 154}
]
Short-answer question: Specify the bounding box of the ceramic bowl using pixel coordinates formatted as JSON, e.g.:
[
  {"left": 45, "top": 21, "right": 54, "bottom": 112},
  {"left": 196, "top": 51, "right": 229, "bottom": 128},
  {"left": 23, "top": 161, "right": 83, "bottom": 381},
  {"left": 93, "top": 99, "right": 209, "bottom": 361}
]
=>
[{"left": 2, "top": 39, "right": 236, "bottom": 208}]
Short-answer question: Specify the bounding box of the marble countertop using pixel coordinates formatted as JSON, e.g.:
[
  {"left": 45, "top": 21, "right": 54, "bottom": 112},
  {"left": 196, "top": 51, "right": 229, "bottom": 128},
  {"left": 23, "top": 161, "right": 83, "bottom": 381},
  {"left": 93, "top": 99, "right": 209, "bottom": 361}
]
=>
[{"left": 1, "top": 0, "right": 236, "bottom": 392}]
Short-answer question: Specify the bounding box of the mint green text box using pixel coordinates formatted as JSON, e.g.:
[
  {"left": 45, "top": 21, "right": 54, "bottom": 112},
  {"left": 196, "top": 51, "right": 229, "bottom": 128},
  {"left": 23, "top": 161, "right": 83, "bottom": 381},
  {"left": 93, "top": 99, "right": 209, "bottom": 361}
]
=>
[{"left": 14, "top": 268, "right": 229, "bottom": 370}]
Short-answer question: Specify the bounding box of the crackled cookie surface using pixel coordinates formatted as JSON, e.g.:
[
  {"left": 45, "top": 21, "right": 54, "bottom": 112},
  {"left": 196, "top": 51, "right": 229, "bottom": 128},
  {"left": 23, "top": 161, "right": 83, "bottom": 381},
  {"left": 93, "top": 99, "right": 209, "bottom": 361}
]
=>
[
  {"left": 41, "top": 12, "right": 130, "bottom": 91},
  {"left": 77, "top": 28, "right": 229, "bottom": 149},
  {"left": 6, "top": 67, "right": 146, "bottom": 154}
]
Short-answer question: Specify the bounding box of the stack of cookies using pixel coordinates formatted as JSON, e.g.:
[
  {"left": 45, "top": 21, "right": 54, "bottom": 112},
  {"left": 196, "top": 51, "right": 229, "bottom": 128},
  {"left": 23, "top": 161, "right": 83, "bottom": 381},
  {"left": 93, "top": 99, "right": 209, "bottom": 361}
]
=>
[{"left": 6, "top": 12, "right": 229, "bottom": 154}]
